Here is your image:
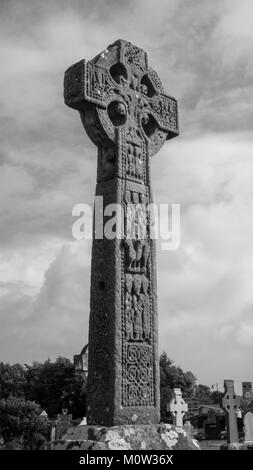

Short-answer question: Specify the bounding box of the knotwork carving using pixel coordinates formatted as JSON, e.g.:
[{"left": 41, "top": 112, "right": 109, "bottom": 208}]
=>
[
  {"left": 122, "top": 343, "right": 153, "bottom": 407},
  {"left": 122, "top": 41, "right": 148, "bottom": 73}
]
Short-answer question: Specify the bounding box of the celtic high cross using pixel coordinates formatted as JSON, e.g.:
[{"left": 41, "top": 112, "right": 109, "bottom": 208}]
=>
[{"left": 64, "top": 39, "right": 179, "bottom": 426}]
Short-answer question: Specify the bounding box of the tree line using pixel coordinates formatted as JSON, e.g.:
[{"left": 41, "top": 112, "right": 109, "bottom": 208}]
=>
[{"left": 0, "top": 353, "right": 223, "bottom": 448}]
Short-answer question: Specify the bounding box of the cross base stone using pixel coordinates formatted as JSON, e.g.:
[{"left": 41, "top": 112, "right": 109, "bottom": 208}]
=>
[{"left": 51, "top": 424, "right": 200, "bottom": 450}]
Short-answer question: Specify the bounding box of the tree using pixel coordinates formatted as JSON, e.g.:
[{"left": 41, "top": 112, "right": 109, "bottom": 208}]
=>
[
  {"left": 210, "top": 390, "right": 223, "bottom": 406},
  {"left": 0, "top": 362, "right": 27, "bottom": 399},
  {"left": 0, "top": 397, "right": 50, "bottom": 449},
  {"left": 195, "top": 384, "right": 213, "bottom": 405},
  {"left": 159, "top": 352, "right": 196, "bottom": 420},
  {"left": 25, "top": 357, "right": 86, "bottom": 418},
  {"left": 240, "top": 398, "right": 253, "bottom": 415}
]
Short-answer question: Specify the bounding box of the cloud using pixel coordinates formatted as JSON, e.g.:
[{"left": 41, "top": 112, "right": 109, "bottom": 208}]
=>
[
  {"left": 154, "top": 132, "right": 253, "bottom": 384},
  {"left": 236, "top": 323, "right": 253, "bottom": 347},
  {"left": 0, "top": 241, "right": 91, "bottom": 362}
]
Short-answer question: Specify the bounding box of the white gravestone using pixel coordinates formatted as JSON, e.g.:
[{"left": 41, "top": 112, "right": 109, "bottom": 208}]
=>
[
  {"left": 184, "top": 420, "right": 194, "bottom": 438},
  {"left": 244, "top": 411, "right": 253, "bottom": 444},
  {"left": 168, "top": 388, "right": 188, "bottom": 428},
  {"left": 78, "top": 417, "right": 87, "bottom": 426}
]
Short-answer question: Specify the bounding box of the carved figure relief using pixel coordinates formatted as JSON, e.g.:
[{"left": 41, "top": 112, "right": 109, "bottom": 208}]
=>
[
  {"left": 88, "top": 63, "right": 112, "bottom": 102},
  {"left": 123, "top": 274, "right": 151, "bottom": 344},
  {"left": 126, "top": 142, "right": 143, "bottom": 180},
  {"left": 124, "top": 239, "right": 150, "bottom": 273}
]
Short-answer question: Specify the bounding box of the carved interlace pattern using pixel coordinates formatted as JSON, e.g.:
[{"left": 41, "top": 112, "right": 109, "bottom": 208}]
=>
[
  {"left": 123, "top": 42, "right": 147, "bottom": 72},
  {"left": 122, "top": 344, "right": 153, "bottom": 406}
]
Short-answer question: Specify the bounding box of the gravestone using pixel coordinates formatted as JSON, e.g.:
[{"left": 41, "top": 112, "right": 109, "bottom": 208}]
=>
[
  {"left": 184, "top": 420, "right": 194, "bottom": 439},
  {"left": 78, "top": 417, "right": 87, "bottom": 426},
  {"left": 220, "top": 379, "right": 246, "bottom": 450},
  {"left": 168, "top": 388, "right": 188, "bottom": 427},
  {"left": 57, "top": 39, "right": 200, "bottom": 450},
  {"left": 244, "top": 411, "right": 253, "bottom": 445},
  {"left": 242, "top": 382, "right": 253, "bottom": 404}
]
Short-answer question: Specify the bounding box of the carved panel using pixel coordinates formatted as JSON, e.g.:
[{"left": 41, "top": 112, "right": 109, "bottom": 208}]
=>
[
  {"left": 121, "top": 41, "right": 148, "bottom": 74},
  {"left": 122, "top": 344, "right": 154, "bottom": 407},
  {"left": 121, "top": 180, "right": 154, "bottom": 408},
  {"left": 149, "top": 94, "right": 178, "bottom": 131},
  {"left": 124, "top": 274, "right": 151, "bottom": 343},
  {"left": 85, "top": 62, "right": 113, "bottom": 107},
  {"left": 118, "top": 127, "right": 147, "bottom": 184}
]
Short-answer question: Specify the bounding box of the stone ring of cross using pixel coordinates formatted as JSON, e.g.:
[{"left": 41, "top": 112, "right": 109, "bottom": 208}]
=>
[{"left": 64, "top": 39, "right": 179, "bottom": 157}]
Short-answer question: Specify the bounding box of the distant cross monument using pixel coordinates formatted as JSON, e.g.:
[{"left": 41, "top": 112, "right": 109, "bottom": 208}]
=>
[
  {"left": 64, "top": 39, "right": 178, "bottom": 426},
  {"left": 222, "top": 380, "right": 240, "bottom": 444},
  {"left": 168, "top": 388, "right": 188, "bottom": 427}
]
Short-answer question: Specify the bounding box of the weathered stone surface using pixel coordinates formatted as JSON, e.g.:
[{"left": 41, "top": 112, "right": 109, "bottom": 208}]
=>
[
  {"left": 52, "top": 424, "right": 200, "bottom": 450},
  {"left": 64, "top": 39, "right": 179, "bottom": 427}
]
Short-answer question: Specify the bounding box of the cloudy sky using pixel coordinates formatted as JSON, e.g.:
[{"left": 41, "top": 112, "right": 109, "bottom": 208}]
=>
[{"left": 1, "top": 0, "right": 253, "bottom": 393}]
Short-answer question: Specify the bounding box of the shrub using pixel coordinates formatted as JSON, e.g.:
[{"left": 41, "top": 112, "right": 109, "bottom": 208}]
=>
[{"left": 0, "top": 396, "right": 50, "bottom": 449}]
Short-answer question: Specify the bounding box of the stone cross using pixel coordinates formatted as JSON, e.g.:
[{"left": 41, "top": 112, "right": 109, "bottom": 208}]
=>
[
  {"left": 167, "top": 388, "right": 188, "bottom": 427},
  {"left": 222, "top": 379, "right": 240, "bottom": 444},
  {"left": 64, "top": 39, "right": 178, "bottom": 426}
]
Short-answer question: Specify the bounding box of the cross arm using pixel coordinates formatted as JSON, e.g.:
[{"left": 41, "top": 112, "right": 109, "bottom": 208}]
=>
[
  {"left": 147, "top": 92, "right": 179, "bottom": 140},
  {"left": 64, "top": 59, "right": 114, "bottom": 112}
]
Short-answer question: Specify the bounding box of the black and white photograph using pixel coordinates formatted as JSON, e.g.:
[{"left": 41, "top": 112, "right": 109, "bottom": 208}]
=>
[{"left": 0, "top": 0, "right": 253, "bottom": 460}]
